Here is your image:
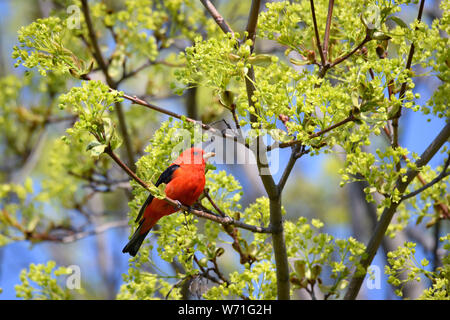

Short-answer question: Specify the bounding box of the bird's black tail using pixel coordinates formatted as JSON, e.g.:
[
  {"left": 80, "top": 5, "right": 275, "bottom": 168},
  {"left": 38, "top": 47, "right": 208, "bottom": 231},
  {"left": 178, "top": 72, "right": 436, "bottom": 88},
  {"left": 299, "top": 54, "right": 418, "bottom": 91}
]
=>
[{"left": 122, "top": 223, "right": 149, "bottom": 257}]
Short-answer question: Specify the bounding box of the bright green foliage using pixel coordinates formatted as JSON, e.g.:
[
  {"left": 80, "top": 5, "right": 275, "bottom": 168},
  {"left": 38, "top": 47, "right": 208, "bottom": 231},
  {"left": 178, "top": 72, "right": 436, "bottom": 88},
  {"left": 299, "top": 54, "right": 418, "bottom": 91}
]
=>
[
  {"left": 103, "top": 0, "right": 218, "bottom": 75},
  {"left": 204, "top": 197, "right": 276, "bottom": 299},
  {"left": 58, "top": 80, "right": 124, "bottom": 157},
  {"left": 285, "top": 217, "right": 366, "bottom": 299},
  {"left": 118, "top": 262, "right": 181, "bottom": 300},
  {"left": 205, "top": 260, "right": 277, "bottom": 299},
  {"left": 176, "top": 34, "right": 241, "bottom": 91},
  {"left": 385, "top": 236, "right": 450, "bottom": 299},
  {"left": 403, "top": 159, "right": 450, "bottom": 227},
  {"left": 12, "top": 17, "right": 88, "bottom": 77},
  {"left": 15, "top": 261, "right": 75, "bottom": 299},
  {"left": 419, "top": 234, "right": 450, "bottom": 300}
]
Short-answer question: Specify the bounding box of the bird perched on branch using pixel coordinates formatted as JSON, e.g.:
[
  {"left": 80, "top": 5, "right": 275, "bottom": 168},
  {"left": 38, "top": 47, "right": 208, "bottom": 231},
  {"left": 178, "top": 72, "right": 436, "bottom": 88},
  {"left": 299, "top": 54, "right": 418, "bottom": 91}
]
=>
[{"left": 122, "top": 147, "right": 215, "bottom": 256}]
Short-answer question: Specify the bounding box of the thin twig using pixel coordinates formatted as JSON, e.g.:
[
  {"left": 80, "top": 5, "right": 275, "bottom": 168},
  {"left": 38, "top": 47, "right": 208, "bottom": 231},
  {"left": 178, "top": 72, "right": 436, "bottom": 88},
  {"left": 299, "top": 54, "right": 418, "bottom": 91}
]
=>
[
  {"left": 309, "top": 114, "right": 356, "bottom": 139},
  {"left": 193, "top": 255, "right": 224, "bottom": 285},
  {"left": 80, "top": 0, "right": 112, "bottom": 85},
  {"left": 268, "top": 113, "right": 356, "bottom": 151},
  {"left": 211, "top": 256, "right": 230, "bottom": 285},
  {"left": 245, "top": 0, "right": 261, "bottom": 45},
  {"left": 117, "top": 59, "right": 185, "bottom": 86},
  {"left": 60, "top": 220, "right": 129, "bottom": 243},
  {"left": 114, "top": 101, "right": 136, "bottom": 171},
  {"left": 310, "top": 0, "right": 326, "bottom": 66},
  {"left": 330, "top": 32, "right": 371, "bottom": 68},
  {"left": 203, "top": 189, "right": 226, "bottom": 217},
  {"left": 392, "top": 0, "right": 426, "bottom": 152},
  {"left": 322, "top": 0, "right": 335, "bottom": 62},
  {"left": 81, "top": 74, "right": 249, "bottom": 148},
  {"left": 200, "top": 0, "right": 235, "bottom": 36},
  {"left": 243, "top": 0, "right": 261, "bottom": 122},
  {"left": 117, "top": 60, "right": 153, "bottom": 85},
  {"left": 120, "top": 92, "right": 248, "bottom": 148},
  {"left": 401, "top": 156, "right": 450, "bottom": 201},
  {"left": 277, "top": 145, "right": 301, "bottom": 192},
  {"left": 202, "top": 191, "right": 259, "bottom": 265},
  {"left": 231, "top": 104, "right": 241, "bottom": 130},
  {"left": 432, "top": 220, "right": 441, "bottom": 271}
]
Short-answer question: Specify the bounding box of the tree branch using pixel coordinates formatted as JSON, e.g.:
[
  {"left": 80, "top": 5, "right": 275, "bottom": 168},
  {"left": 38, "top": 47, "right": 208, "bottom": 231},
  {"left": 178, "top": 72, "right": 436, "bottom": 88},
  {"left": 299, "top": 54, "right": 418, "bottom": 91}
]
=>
[
  {"left": 322, "top": 0, "right": 335, "bottom": 62},
  {"left": 245, "top": 0, "right": 261, "bottom": 45},
  {"left": 200, "top": 0, "right": 235, "bottom": 36},
  {"left": 329, "top": 31, "right": 371, "bottom": 68},
  {"left": 344, "top": 121, "right": 450, "bottom": 300},
  {"left": 203, "top": 189, "right": 226, "bottom": 217},
  {"left": 277, "top": 145, "right": 304, "bottom": 193},
  {"left": 244, "top": 0, "right": 290, "bottom": 300},
  {"left": 401, "top": 156, "right": 450, "bottom": 202},
  {"left": 277, "top": 153, "right": 297, "bottom": 193},
  {"left": 82, "top": 73, "right": 246, "bottom": 149},
  {"left": 309, "top": 0, "right": 326, "bottom": 65},
  {"left": 392, "top": 0, "right": 426, "bottom": 152},
  {"left": 114, "top": 101, "right": 136, "bottom": 171},
  {"left": 268, "top": 113, "right": 356, "bottom": 151},
  {"left": 60, "top": 220, "right": 129, "bottom": 243},
  {"left": 202, "top": 190, "right": 260, "bottom": 265},
  {"left": 382, "top": 125, "right": 450, "bottom": 218},
  {"left": 119, "top": 91, "right": 247, "bottom": 148},
  {"left": 80, "top": 0, "right": 112, "bottom": 85}
]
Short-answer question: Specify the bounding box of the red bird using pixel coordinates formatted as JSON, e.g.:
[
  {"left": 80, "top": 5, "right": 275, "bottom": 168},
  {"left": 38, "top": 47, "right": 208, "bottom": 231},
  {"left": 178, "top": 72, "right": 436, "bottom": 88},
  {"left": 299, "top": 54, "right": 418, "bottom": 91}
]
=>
[{"left": 122, "top": 147, "right": 215, "bottom": 256}]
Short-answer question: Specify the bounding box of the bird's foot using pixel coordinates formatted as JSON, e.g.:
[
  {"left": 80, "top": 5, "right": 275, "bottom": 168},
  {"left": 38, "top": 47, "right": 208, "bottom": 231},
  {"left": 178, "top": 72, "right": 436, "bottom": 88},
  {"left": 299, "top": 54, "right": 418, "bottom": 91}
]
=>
[
  {"left": 174, "top": 200, "right": 183, "bottom": 210},
  {"left": 175, "top": 200, "right": 191, "bottom": 214}
]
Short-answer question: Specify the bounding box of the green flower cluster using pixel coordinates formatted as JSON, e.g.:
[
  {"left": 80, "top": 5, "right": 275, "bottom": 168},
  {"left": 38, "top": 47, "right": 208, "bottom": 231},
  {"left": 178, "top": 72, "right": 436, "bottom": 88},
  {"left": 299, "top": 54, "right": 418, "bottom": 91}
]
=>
[
  {"left": 385, "top": 236, "right": 450, "bottom": 299},
  {"left": 12, "top": 17, "right": 88, "bottom": 77},
  {"left": 285, "top": 217, "right": 366, "bottom": 299},
  {"left": 15, "top": 261, "right": 76, "bottom": 300},
  {"left": 58, "top": 80, "right": 124, "bottom": 157}
]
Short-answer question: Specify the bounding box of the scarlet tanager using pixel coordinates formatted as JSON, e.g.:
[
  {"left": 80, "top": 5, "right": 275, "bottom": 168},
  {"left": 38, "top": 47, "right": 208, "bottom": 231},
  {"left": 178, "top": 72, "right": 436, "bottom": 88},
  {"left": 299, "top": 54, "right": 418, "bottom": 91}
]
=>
[{"left": 122, "top": 147, "right": 215, "bottom": 256}]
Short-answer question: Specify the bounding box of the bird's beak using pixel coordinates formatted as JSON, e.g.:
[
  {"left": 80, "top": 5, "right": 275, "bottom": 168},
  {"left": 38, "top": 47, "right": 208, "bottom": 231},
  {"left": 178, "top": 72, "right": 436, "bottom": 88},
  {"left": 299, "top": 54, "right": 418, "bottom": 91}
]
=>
[{"left": 203, "top": 152, "right": 215, "bottom": 161}]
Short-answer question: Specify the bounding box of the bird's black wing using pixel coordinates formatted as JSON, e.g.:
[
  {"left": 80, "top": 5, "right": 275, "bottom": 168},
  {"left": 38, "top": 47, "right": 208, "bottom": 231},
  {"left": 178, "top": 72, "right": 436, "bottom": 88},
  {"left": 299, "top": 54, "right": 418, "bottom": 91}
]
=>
[{"left": 134, "top": 164, "right": 180, "bottom": 223}]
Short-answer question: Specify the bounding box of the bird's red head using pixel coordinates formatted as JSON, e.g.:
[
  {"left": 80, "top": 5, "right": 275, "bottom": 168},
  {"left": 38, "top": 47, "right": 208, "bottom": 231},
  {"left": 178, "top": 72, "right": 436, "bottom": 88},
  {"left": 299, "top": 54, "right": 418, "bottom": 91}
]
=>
[{"left": 173, "top": 147, "right": 215, "bottom": 166}]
